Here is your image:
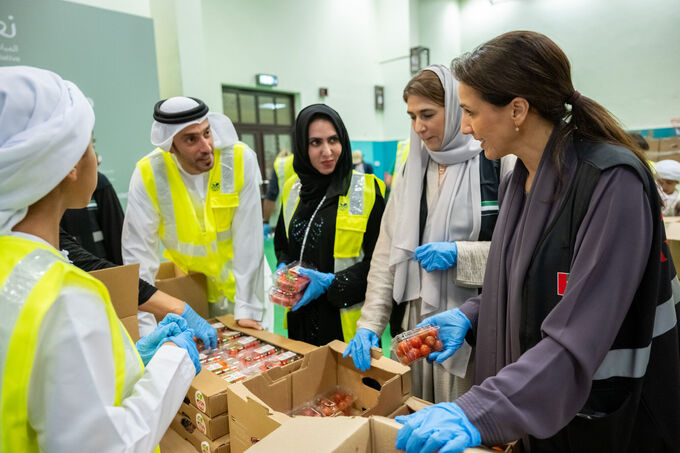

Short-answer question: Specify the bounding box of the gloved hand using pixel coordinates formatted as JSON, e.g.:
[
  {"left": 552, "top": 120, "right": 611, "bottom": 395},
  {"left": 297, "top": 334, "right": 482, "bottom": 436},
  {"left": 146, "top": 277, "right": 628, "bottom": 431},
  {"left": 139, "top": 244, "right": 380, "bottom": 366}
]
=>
[
  {"left": 276, "top": 262, "right": 287, "bottom": 272},
  {"left": 414, "top": 242, "right": 458, "bottom": 272},
  {"left": 158, "top": 312, "right": 188, "bottom": 331},
  {"left": 135, "top": 321, "right": 183, "bottom": 366},
  {"left": 292, "top": 268, "right": 335, "bottom": 312},
  {"left": 181, "top": 302, "right": 217, "bottom": 350},
  {"left": 166, "top": 328, "right": 202, "bottom": 375},
  {"left": 343, "top": 328, "right": 380, "bottom": 372},
  {"left": 417, "top": 308, "right": 471, "bottom": 363},
  {"left": 395, "top": 402, "right": 481, "bottom": 453}
]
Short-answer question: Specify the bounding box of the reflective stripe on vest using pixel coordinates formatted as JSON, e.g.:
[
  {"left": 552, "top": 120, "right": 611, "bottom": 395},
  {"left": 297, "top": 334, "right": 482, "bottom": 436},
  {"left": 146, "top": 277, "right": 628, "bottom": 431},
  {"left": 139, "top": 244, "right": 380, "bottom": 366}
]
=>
[
  {"left": 592, "top": 275, "right": 680, "bottom": 380},
  {"left": 275, "top": 155, "right": 295, "bottom": 197},
  {"left": 138, "top": 145, "right": 245, "bottom": 302},
  {"left": 393, "top": 139, "right": 410, "bottom": 180},
  {"left": 281, "top": 171, "right": 385, "bottom": 341},
  {"left": 0, "top": 236, "right": 135, "bottom": 451}
]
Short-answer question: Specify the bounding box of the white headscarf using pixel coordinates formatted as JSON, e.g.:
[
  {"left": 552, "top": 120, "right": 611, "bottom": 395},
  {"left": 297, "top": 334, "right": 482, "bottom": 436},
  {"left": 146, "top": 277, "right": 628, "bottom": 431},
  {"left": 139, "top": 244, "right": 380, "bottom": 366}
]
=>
[
  {"left": 150, "top": 96, "right": 239, "bottom": 152},
  {"left": 390, "top": 64, "right": 482, "bottom": 315},
  {"left": 0, "top": 66, "right": 94, "bottom": 234},
  {"left": 655, "top": 160, "right": 680, "bottom": 181}
]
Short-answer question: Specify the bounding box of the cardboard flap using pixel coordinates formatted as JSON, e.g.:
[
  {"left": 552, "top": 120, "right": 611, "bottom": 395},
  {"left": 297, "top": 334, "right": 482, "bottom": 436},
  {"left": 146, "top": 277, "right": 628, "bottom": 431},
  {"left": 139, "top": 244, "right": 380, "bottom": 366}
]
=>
[
  {"left": 219, "top": 314, "right": 317, "bottom": 355},
  {"left": 89, "top": 264, "right": 139, "bottom": 319}
]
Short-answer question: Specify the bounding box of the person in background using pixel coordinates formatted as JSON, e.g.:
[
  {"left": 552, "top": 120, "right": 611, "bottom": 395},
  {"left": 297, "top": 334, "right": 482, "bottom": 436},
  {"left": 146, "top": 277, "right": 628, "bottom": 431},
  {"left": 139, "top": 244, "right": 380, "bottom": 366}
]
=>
[
  {"left": 60, "top": 227, "right": 217, "bottom": 349},
  {"left": 122, "top": 97, "right": 265, "bottom": 330},
  {"left": 274, "top": 104, "right": 385, "bottom": 346},
  {"left": 60, "top": 169, "right": 125, "bottom": 264},
  {"left": 352, "top": 149, "right": 375, "bottom": 174},
  {"left": 262, "top": 150, "right": 295, "bottom": 238},
  {"left": 345, "top": 65, "right": 512, "bottom": 404},
  {"left": 0, "top": 65, "right": 199, "bottom": 451},
  {"left": 395, "top": 31, "right": 680, "bottom": 453},
  {"left": 653, "top": 159, "right": 680, "bottom": 216}
]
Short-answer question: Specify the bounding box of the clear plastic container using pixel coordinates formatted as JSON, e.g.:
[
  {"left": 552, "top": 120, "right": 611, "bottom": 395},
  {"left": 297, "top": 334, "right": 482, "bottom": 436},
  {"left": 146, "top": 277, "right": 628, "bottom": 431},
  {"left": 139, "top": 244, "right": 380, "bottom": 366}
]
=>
[
  {"left": 391, "top": 324, "right": 443, "bottom": 366},
  {"left": 270, "top": 262, "right": 310, "bottom": 307},
  {"left": 288, "top": 386, "right": 355, "bottom": 418}
]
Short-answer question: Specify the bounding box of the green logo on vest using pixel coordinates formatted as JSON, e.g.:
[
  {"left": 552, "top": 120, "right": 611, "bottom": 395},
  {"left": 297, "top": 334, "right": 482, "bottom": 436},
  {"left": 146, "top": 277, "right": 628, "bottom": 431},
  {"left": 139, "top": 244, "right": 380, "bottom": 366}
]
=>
[{"left": 210, "top": 182, "right": 220, "bottom": 192}]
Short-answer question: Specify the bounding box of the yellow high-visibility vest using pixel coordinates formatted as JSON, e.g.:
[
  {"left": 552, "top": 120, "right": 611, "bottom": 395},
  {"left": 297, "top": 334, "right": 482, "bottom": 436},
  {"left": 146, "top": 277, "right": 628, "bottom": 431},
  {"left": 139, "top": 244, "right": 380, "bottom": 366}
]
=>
[
  {"left": 392, "top": 139, "right": 410, "bottom": 185},
  {"left": 137, "top": 144, "right": 246, "bottom": 302},
  {"left": 274, "top": 154, "right": 295, "bottom": 197},
  {"left": 0, "top": 235, "right": 142, "bottom": 451},
  {"left": 281, "top": 171, "right": 385, "bottom": 342}
]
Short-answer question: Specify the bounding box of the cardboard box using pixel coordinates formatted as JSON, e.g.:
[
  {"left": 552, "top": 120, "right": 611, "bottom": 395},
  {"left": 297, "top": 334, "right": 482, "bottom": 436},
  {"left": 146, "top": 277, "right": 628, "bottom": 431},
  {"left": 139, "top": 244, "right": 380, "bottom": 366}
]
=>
[
  {"left": 89, "top": 264, "right": 140, "bottom": 341},
  {"left": 154, "top": 262, "right": 209, "bottom": 319},
  {"left": 246, "top": 416, "right": 509, "bottom": 453},
  {"left": 186, "top": 314, "right": 317, "bottom": 418},
  {"left": 385, "top": 396, "right": 431, "bottom": 418},
  {"left": 179, "top": 402, "right": 229, "bottom": 440},
  {"left": 170, "top": 412, "right": 230, "bottom": 453},
  {"left": 227, "top": 340, "right": 412, "bottom": 453}
]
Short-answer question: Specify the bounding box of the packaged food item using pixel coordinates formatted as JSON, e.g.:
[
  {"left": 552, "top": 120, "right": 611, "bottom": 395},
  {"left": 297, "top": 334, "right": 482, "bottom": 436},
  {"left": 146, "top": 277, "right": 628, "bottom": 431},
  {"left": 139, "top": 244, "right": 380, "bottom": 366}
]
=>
[
  {"left": 272, "top": 350, "right": 300, "bottom": 366},
  {"left": 391, "top": 324, "right": 444, "bottom": 366},
  {"left": 220, "top": 329, "right": 241, "bottom": 343},
  {"left": 289, "top": 404, "right": 324, "bottom": 417},
  {"left": 236, "top": 335, "right": 260, "bottom": 349},
  {"left": 289, "top": 387, "right": 355, "bottom": 418},
  {"left": 269, "top": 262, "right": 310, "bottom": 307},
  {"left": 268, "top": 287, "right": 302, "bottom": 308},
  {"left": 221, "top": 371, "right": 248, "bottom": 384},
  {"left": 312, "top": 387, "right": 355, "bottom": 416}
]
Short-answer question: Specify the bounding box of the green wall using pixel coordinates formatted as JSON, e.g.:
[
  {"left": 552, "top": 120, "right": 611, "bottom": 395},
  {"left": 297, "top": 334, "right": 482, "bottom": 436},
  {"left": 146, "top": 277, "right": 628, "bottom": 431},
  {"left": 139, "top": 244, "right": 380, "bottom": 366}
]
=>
[{"left": 0, "top": 0, "right": 160, "bottom": 202}]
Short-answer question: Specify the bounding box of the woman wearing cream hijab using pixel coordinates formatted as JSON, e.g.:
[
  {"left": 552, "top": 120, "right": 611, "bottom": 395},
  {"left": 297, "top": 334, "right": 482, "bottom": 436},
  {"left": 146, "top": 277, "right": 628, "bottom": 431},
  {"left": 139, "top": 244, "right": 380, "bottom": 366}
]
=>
[{"left": 345, "top": 65, "right": 513, "bottom": 403}]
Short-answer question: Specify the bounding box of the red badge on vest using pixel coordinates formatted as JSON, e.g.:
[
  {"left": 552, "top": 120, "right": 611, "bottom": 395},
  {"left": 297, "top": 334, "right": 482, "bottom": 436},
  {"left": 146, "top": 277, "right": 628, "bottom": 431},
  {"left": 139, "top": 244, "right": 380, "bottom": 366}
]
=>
[{"left": 557, "top": 272, "right": 569, "bottom": 296}]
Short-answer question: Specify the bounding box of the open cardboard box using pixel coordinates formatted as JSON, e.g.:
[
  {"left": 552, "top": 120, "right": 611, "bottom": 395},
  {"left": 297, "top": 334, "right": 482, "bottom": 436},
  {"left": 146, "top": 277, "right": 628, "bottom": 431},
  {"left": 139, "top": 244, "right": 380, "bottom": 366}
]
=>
[
  {"left": 89, "top": 264, "right": 140, "bottom": 341},
  {"left": 154, "top": 261, "right": 209, "bottom": 319},
  {"left": 185, "top": 314, "right": 317, "bottom": 418},
  {"left": 247, "top": 416, "right": 514, "bottom": 453},
  {"left": 226, "top": 340, "right": 412, "bottom": 453},
  {"left": 386, "top": 396, "right": 431, "bottom": 418},
  {"left": 170, "top": 412, "right": 230, "bottom": 453}
]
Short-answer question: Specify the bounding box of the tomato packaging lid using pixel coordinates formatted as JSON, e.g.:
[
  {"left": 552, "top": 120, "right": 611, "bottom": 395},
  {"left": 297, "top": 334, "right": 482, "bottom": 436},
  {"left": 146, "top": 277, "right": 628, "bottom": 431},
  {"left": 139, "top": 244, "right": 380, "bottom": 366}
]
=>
[
  {"left": 391, "top": 324, "right": 443, "bottom": 366},
  {"left": 272, "top": 261, "right": 311, "bottom": 294},
  {"left": 268, "top": 287, "right": 302, "bottom": 308}
]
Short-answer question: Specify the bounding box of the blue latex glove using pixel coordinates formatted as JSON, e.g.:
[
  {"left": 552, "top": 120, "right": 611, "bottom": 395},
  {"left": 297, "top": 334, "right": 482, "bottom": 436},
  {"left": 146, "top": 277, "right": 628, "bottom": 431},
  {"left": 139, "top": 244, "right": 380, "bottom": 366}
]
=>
[
  {"left": 135, "top": 321, "right": 183, "bottom": 366},
  {"left": 414, "top": 242, "right": 458, "bottom": 272},
  {"left": 158, "top": 313, "right": 188, "bottom": 331},
  {"left": 343, "top": 328, "right": 380, "bottom": 372},
  {"left": 181, "top": 303, "right": 217, "bottom": 350},
  {"left": 166, "top": 328, "right": 202, "bottom": 375},
  {"left": 292, "top": 268, "right": 335, "bottom": 312},
  {"left": 417, "top": 308, "right": 471, "bottom": 363},
  {"left": 395, "top": 402, "right": 481, "bottom": 453},
  {"left": 276, "top": 262, "right": 287, "bottom": 272}
]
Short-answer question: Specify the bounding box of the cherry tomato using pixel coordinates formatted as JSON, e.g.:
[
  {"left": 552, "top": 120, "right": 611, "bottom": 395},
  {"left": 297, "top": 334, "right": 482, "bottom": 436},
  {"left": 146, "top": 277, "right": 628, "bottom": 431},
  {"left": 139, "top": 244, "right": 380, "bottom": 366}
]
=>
[
  {"left": 420, "top": 344, "right": 431, "bottom": 357},
  {"left": 409, "top": 336, "right": 422, "bottom": 349},
  {"left": 434, "top": 340, "right": 444, "bottom": 351}
]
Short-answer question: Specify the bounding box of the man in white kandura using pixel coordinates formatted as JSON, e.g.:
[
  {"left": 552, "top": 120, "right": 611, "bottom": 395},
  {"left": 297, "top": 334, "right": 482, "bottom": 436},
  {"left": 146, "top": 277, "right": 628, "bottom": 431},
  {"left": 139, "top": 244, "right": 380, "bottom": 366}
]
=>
[{"left": 122, "top": 97, "right": 265, "bottom": 331}]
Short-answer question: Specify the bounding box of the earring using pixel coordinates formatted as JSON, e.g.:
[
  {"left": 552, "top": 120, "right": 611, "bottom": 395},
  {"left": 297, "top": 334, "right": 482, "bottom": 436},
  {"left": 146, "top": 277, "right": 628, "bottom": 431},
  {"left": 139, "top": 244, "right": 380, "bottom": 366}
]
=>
[{"left": 514, "top": 125, "right": 519, "bottom": 132}]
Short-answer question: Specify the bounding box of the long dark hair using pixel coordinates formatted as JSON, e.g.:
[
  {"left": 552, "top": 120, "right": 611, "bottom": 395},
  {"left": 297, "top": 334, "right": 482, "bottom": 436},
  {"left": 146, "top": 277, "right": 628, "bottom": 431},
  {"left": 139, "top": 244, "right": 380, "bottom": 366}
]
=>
[{"left": 451, "top": 31, "right": 647, "bottom": 174}]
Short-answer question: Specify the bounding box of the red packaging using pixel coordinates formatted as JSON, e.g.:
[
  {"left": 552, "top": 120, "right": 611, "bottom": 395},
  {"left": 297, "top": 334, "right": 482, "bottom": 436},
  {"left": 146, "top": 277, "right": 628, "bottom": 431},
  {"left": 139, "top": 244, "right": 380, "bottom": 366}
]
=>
[{"left": 391, "top": 324, "right": 443, "bottom": 366}]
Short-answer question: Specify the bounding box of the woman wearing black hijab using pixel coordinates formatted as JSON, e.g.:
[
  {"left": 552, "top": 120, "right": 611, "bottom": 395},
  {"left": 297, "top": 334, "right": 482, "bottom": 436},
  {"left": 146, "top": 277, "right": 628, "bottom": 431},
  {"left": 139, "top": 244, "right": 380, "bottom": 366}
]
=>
[{"left": 274, "top": 104, "right": 386, "bottom": 346}]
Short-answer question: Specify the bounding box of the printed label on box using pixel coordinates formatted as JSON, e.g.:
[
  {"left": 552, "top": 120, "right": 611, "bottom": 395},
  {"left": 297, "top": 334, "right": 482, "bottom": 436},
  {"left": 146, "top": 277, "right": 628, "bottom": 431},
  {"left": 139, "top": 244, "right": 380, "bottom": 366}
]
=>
[
  {"left": 201, "top": 441, "right": 211, "bottom": 453},
  {"left": 195, "top": 390, "right": 206, "bottom": 412},
  {"left": 195, "top": 412, "right": 207, "bottom": 435}
]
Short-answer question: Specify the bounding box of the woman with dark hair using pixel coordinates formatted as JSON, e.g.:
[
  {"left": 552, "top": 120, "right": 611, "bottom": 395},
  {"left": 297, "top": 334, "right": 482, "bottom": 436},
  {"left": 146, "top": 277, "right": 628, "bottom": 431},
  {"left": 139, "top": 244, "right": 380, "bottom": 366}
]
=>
[
  {"left": 344, "top": 65, "right": 513, "bottom": 403},
  {"left": 274, "top": 104, "right": 385, "bottom": 346},
  {"left": 395, "top": 31, "right": 680, "bottom": 453}
]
